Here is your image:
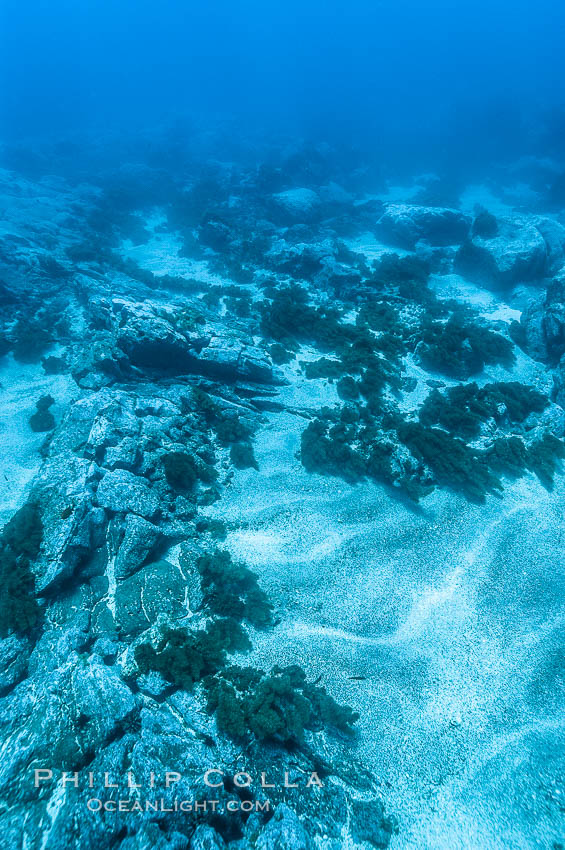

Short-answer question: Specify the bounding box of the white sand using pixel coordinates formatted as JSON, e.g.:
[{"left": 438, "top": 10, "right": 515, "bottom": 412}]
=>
[
  {"left": 0, "top": 355, "right": 78, "bottom": 528},
  {"left": 344, "top": 232, "right": 410, "bottom": 262}
]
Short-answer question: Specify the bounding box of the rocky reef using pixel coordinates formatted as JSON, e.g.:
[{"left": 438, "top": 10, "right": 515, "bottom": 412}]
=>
[{"left": 0, "top": 140, "right": 564, "bottom": 849}]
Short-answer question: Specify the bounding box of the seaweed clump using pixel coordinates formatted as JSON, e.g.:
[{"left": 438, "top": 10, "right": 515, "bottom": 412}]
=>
[
  {"left": 418, "top": 316, "right": 515, "bottom": 379},
  {"left": 368, "top": 253, "right": 431, "bottom": 302},
  {"left": 135, "top": 618, "right": 249, "bottom": 691},
  {"left": 162, "top": 451, "right": 199, "bottom": 491},
  {"left": 269, "top": 343, "right": 294, "bottom": 365},
  {"left": 472, "top": 208, "right": 499, "bottom": 238},
  {"left": 0, "top": 502, "right": 43, "bottom": 637},
  {"left": 261, "top": 284, "right": 406, "bottom": 370},
  {"left": 485, "top": 436, "right": 530, "bottom": 478},
  {"left": 260, "top": 284, "right": 345, "bottom": 352},
  {"left": 42, "top": 355, "right": 67, "bottom": 375},
  {"left": 137, "top": 628, "right": 359, "bottom": 746},
  {"left": 527, "top": 433, "right": 565, "bottom": 488},
  {"left": 161, "top": 450, "right": 217, "bottom": 493},
  {"left": 302, "top": 358, "right": 346, "bottom": 380},
  {"left": 301, "top": 417, "right": 366, "bottom": 483},
  {"left": 337, "top": 376, "right": 360, "bottom": 401},
  {"left": 454, "top": 240, "right": 500, "bottom": 287},
  {"left": 300, "top": 406, "right": 429, "bottom": 500},
  {"left": 204, "top": 664, "right": 359, "bottom": 744},
  {"left": 193, "top": 549, "right": 273, "bottom": 628},
  {"left": 11, "top": 318, "right": 53, "bottom": 363},
  {"left": 419, "top": 382, "right": 548, "bottom": 439},
  {"left": 300, "top": 376, "right": 562, "bottom": 502},
  {"left": 230, "top": 442, "right": 258, "bottom": 470},
  {"left": 486, "top": 431, "right": 565, "bottom": 489},
  {"left": 261, "top": 286, "right": 405, "bottom": 409},
  {"left": 29, "top": 395, "right": 56, "bottom": 433},
  {"left": 191, "top": 387, "right": 258, "bottom": 471},
  {"left": 0, "top": 333, "right": 11, "bottom": 358},
  {"left": 397, "top": 422, "right": 503, "bottom": 502}
]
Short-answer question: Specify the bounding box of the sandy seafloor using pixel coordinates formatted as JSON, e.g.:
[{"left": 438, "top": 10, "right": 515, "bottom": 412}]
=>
[
  {"left": 0, "top": 356, "right": 78, "bottom": 528},
  {"left": 205, "top": 407, "right": 564, "bottom": 849}
]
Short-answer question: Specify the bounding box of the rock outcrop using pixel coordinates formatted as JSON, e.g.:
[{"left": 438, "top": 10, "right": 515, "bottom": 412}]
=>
[
  {"left": 376, "top": 203, "right": 472, "bottom": 248},
  {"left": 455, "top": 215, "right": 554, "bottom": 287},
  {"left": 518, "top": 274, "right": 565, "bottom": 363},
  {"left": 272, "top": 188, "right": 321, "bottom": 220}
]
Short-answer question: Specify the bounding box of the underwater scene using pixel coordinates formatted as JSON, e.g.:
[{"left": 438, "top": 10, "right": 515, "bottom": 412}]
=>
[{"left": 0, "top": 1, "right": 564, "bottom": 848}]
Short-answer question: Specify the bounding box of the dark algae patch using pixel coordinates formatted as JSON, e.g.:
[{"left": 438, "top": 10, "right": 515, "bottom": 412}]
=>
[
  {"left": 0, "top": 502, "right": 43, "bottom": 637},
  {"left": 204, "top": 664, "right": 359, "bottom": 744},
  {"left": 300, "top": 379, "right": 563, "bottom": 502},
  {"left": 397, "top": 422, "right": 503, "bottom": 502},
  {"left": 419, "top": 382, "right": 548, "bottom": 439},
  {"left": 258, "top": 236, "right": 563, "bottom": 503},
  {"left": 29, "top": 394, "right": 56, "bottom": 432},
  {"left": 136, "top": 625, "right": 359, "bottom": 746},
  {"left": 193, "top": 548, "right": 273, "bottom": 628},
  {"left": 417, "top": 315, "right": 515, "bottom": 379}
]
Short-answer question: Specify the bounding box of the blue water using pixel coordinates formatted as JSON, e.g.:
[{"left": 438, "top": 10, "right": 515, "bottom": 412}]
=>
[{"left": 1, "top": 0, "right": 565, "bottom": 171}]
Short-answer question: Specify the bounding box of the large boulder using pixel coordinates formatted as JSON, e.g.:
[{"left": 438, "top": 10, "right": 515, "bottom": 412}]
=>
[
  {"left": 518, "top": 274, "right": 565, "bottom": 363},
  {"left": 533, "top": 216, "right": 565, "bottom": 275},
  {"left": 0, "top": 635, "right": 31, "bottom": 694},
  {"left": 95, "top": 469, "right": 161, "bottom": 520},
  {"left": 319, "top": 181, "right": 354, "bottom": 205},
  {"left": 266, "top": 237, "right": 332, "bottom": 279},
  {"left": 189, "top": 826, "right": 226, "bottom": 850},
  {"left": 69, "top": 655, "right": 137, "bottom": 743},
  {"left": 0, "top": 654, "right": 137, "bottom": 793},
  {"left": 520, "top": 297, "right": 550, "bottom": 362},
  {"left": 455, "top": 216, "right": 548, "bottom": 287},
  {"left": 113, "top": 560, "right": 188, "bottom": 635},
  {"left": 255, "top": 804, "right": 312, "bottom": 850},
  {"left": 188, "top": 336, "right": 281, "bottom": 384},
  {"left": 86, "top": 399, "right": 140, "bottom": 452},
  {"left": 114, "top": 299, "right": 282, "bottom": 384},
  {"left": 72, "top": 334, "right": 128, "bottom": 390},
  {"left": 115, "top": 301, "right": 197, "bottom": 372},
  {"left": 272, "top": 188, "right": 321, "bottom": 221},
  {"left": 33, "top": 456, "right": 104, "bottom": 593},
  {"left": 123, "top": 825, "right": 189, "bottom": 850},
  {"left": 376, "top": 204, "right": 471, "bottom": 249},
  {"left": 112, "top": 514, "right": 162, "bottom": 580}
]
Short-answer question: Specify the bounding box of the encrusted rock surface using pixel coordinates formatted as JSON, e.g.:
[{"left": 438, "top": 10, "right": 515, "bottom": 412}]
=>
[
  {"left": 456, "top": 215, "right": 550, "bottom": 286},
  {"left": 376, "top": 203, "right": 471, "bottom": 248},
  {"left": 520, "top": 274, "right": 565, "bottom": 363}
]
